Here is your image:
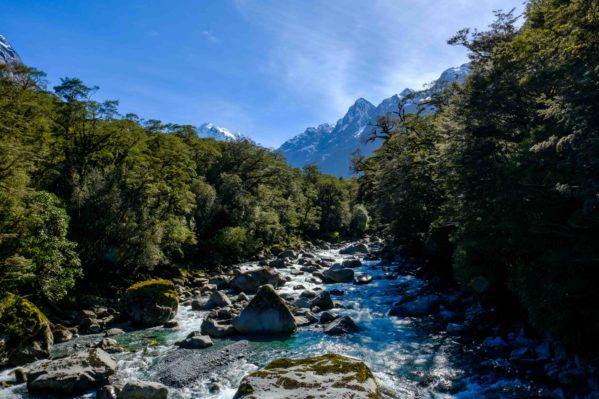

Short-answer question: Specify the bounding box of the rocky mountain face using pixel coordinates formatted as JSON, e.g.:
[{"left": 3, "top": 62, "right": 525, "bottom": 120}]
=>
[
  {"left": 196, "top": 123, "right": 243, "bottom": 141},
  {"left": 278, "top": 63, "right": 470, "bottom": 177},
  {"left": 0, "top": 35, "right": 22, "bottom": 65}
]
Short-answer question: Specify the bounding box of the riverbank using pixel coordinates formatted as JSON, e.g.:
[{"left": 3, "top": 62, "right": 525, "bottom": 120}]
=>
[{"left": 1, "top": 239, "right": 597, "bottom": 398}]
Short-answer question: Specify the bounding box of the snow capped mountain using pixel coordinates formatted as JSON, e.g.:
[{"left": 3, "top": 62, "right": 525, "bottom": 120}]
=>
[
  {"left": 196, "top": 123, "right": 243, "bottom": 141},
  {"left": 0, "top": 35, "right": 22, "bottom": 65},
  {"left": 278, "top": 63, "right": 470, "bottom": 176}
]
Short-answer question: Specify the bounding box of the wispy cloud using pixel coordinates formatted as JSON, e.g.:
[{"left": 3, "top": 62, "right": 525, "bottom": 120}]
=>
[
  {"left": 201, "top": 30, "right": 219, "bottom": 44},
  {"left": 234, "top": 0, "right": 524, "bottom": 120}
]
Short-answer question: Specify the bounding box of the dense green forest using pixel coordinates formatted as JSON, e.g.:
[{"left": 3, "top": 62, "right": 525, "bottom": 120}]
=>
[
  {"left": 0, "top": 66, "right": 368, "bottom": 305},
  {"left": 357, "top": 0, "right": 599, "bottom": 349},
  {"left": 1, "top": 0, "right": 598, "bottom": 355}
]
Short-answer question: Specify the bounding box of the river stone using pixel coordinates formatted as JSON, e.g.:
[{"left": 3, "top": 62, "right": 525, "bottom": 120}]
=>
[
  {"left": 52, "top": 324, "right": 74, "bottom": 343},
  {"left": 319, "top": 311, "right": 339, "bottom": 324},
  {"left": 177, "top": 331, "right": 213, "bottom": 349},
  {"left": 155, "top": 341, "right": 249, "bottom": 387},
  {"left": 323, "top": 316, "right": 360, "bottom": 335},
  {"left": 230, "top": 267, "right": 284, "bottom": 294},
  {"left": 389, "top": 294, "right": 441, "bottom": 317},
  {"left": 323, "top": 265, "right": 354, "bottom": 283},
  {"left": 118, "top": 380, "right": 168, "bottom": 399},
  {"left": 233, "top": 353, "right": 381, "bottom": 399},
  {"left": 233, "top": 285, "right": 296, "bottom": 335},
  {"left": 27, "top": 348, "right": 116, "bottom": 394},
  {"left": 201, "top": 319, "right": 238, "bottom": 338},
  {"left": 278, "top": 249, "right": 297, "bottom": 259},
  {"left": 342, "top": 259, "right": 363, "bottom": 268},
  {"left": 121, "top": 280, "right": 178, "bottom": 326},
  {"left": 0, "top": 293, "right": 54, "bottom": 366},
  {"left": 209, "top": 290, "right": 232, "bottom": 308},
  {"left": 339, "top": 243, "right": 369, "bottom": 255},
  {"left": 310, "top": 291, "right": 334, "bottom": 310}
]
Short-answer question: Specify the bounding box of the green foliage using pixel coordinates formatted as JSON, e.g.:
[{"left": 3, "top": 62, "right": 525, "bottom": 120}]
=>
[{"left": 359, "top": 0, "right": 599, "bottom": 349}]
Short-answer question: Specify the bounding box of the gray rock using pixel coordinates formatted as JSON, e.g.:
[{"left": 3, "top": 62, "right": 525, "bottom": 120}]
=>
[
  {"left": 27, "top": 348, "right": 116, "bottom": 394},
  {"left": 52, "top": 325, "right": 73, "bottom": 343},
  {"left": 209, "top": 291, "right": 232, "bottom": 308},
  {"left": 201, "top": 319, "right": 238, "bottom": 338},
  {"left": 323, "top": 316, "right": 360, "bottom": 335},
  {"left": 339, "top": 243, "right": 369, "bottom": 254},
  {"left": 269, "top": 259, "right": 287, "bottom": 269},
  {"left": 118, "top": 380, "right": 168, "bottom": 399},
  {"left": 105, "top": 328, "right": 125, "bottom": 337},
  {"left": 310, "top": 291, "right": 334, "bottom": 310},
  {"left": 230, "top": 267, "right": 284, "bottom": 294},
  {"left": 155, "top": 341, "right": 249, "bottom": 388},
  {"left": 97, "top": 384, "right": 119, "bottom": 399},
  {"left": 319, "top": 311, "right": 339, "bottom": 324},
  {"left": 233, "top": 285, "right": 296, "bottom": 335},
  {"left": 342, "top": 259, "right": 362, "bottom": 268},
  {"left": 323, "top": 265, "right": 354, "bottom": 283},
  {"left": 299, "top": 290, "right": 317, "bottom": 299},
  {"left": 177, "top": 332, "right": 213, "bottom": 349},
  {"left": 278, "top": 250, "right": 297, "bottom": 259}
]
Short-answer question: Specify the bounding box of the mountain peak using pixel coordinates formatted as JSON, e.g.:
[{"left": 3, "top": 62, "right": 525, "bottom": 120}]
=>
[
  {"left": 0, "top": 35, "right": 22, "bottom": 65},
  {"left": 197, "top": 123, "right": 243, "bottom": 141}
]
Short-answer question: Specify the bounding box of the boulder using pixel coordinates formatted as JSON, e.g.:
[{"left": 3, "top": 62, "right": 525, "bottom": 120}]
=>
[
  {"left": 232, "top": 285, "right": 296, "bottom": 335},
  {"left": 342, "top": 259, "right": 362, "bottom": 268},
  {"left": 209, "top": 290, "right": 232, "bottom": 308},
  {"left": 233, "top": 354, "right": 381, "bottom": 399},
  {"left": 177, "top": 331, "right": 213, "bottom": 349},
  {"left": 27, "top": 348, "right": 116, "bottom": 394},
  {"left": 353, "top": 273, "right": 373, "bottom": 285},
  {"left": 310, "top": 291, "right": 334, "bottom": 310},
  {"left": 389, "top": 295, "right": 441, "bottom": 317},
  {"left": 105, "top": 328, "right": 125, "bottom": 337},
  {"left": 339, "top": 243, "right": 369, "bottom": 255},
  {"left": 118, "top": 380, "right": 169, "bottom": 399},
  {"left": 191, "top": 297, "right": 213, "bottom": 311},
  {"left": 230, "top": 267, "right": 284, "bottom": 294},
  {"left": 0, "top": 293, "right": 53, "bottom": 366},
  {"left": 278, "top": 250, "right": 297, "bottom": 259},
  {"left": 319, "top": 311, "right": 339, "bottom": 324},
  {"left": 323, "top": 316, "right": 360, "bottom": 335},
  {"left": 121, "top": 280, "right": 178, "bottom": 326},
  {"left": 323, "top": 265, "right": 354, "bottom": 283},
  {"left": 201, "top": 319, "right": 238, "bottom": 338},
  {"left": 268, "top": 259, "right": 287, "bottom": 269},
  {"left": 96, "top": 338, "right": 124, "bottom": 354},
  {"left": 52, "top": 324, "right": 74, "bottom": 343}
]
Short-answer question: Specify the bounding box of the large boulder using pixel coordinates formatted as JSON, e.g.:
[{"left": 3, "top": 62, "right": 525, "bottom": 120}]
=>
[
  {"left": 118, "top": 380, "right": 168, "bottom": 399},
  {"left": 201, "top": 319, "right": 238, "bottom": 338},
  {"left": 177, "top": 331, "right": 213, "bottom": 349},
  {"left": 121, "top": 279, "right": 178, "bottom": 326},
  {"left": 27, "top": 348, "right": 116, "bottom": 394},
  {"left": 0, "top": 293, "right": 53, "bottom": 366},
  {"left": 389, "top": 294, "right": 441, "bottom": 317},
  {"left": 323, "top": 265, "right": 354, "bottom": 283},
  {"left": 339, "top": 243, "right": 369, "bottom": 255},
  {"left": 234, "top": 353, "right": 381, "bottom": 399},
  {"left": 230, "top": 267, "right": 284, "bottom": 294},
  {"left": 232, "top": 285, "right": 296, "bottom": 335}
]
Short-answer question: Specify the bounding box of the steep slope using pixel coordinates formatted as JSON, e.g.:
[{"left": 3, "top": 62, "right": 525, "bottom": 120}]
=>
[
  {"left": 279, "top": 64, "right": 470, "bottom": 176},
  {"left": 0, "top": 35, "right": 22, "bottom": 65}
]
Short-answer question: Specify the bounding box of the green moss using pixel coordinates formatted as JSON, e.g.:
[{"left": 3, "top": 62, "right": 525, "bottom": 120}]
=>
[
  {"left": 0, "top": 293, "right": 50, "bottom": 344},
  {"left": 123, "top": 279, "right": 178, "bottom": 307},
  {"left": 264, "top": 354, "right": 374, "bottom": 384}
]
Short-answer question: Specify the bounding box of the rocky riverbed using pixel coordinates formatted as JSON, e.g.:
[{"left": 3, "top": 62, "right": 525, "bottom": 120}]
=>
[{"left": 1, "top": 240, "right": 597, "bottom": 398}]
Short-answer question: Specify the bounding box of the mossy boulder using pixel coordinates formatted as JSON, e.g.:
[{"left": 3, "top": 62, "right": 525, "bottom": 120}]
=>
[
  {"left": 0, "top": 293, "right": 53, "bottom": 366},
  {"left": 232, "top": 285, "right": 296, "bottom": 335},
  {"left": 121, "top": 279, "right": 178, "bottom": 326},
  {"left": 234, "top": 353, "right": 381, "bottom": 399}
]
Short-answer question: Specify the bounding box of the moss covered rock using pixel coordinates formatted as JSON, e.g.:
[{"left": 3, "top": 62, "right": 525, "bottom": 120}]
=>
[
  {"left": 234, "top": 353, "right": 381, "bottom": 399},
  {"left": 121, "top": 279, "right": 178, "bottom": 326},
  {"left": 0, "top": 293, "right": 53, "bottom": 366}
]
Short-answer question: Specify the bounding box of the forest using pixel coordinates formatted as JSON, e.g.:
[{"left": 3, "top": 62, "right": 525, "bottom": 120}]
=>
[
  {"left": 357, "top": 0, "right": 599, "bottom": 349},
  {"left": 1, "top": 0, "right": 598, "bottom": 371}
]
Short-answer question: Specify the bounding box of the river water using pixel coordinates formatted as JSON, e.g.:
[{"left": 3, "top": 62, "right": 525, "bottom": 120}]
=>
[{"left": 0, "top": 246, "right": 537, "bottom": 398}]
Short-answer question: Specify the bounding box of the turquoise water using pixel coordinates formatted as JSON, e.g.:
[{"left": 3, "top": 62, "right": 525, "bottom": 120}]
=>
[{"left": 0, "top": 247, "right": 530, "bottom": 398}]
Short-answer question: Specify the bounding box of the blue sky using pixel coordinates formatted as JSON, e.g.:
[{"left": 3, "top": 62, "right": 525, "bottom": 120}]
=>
[{"left": 2, "top": 0, "right": 524, "bottom": 147}]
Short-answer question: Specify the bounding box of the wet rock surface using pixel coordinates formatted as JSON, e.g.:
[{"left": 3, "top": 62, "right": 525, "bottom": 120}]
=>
[{"left": 154, "top": 340, "right": 249, "bottom": 388}]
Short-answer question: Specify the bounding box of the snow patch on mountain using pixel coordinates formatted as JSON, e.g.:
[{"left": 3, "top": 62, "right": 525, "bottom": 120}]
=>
[
  {"left": 197, "top": 123, "right": 244, "bottom": 141},
  {"left": 0, "top": 35, "right": 22, "bottom": 65}
]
